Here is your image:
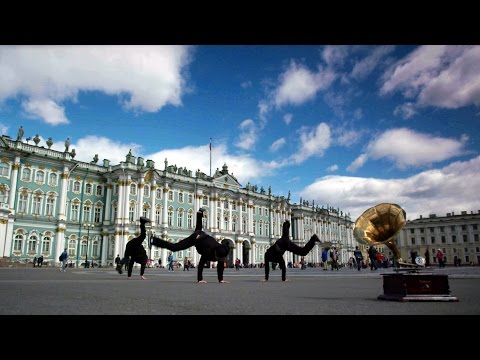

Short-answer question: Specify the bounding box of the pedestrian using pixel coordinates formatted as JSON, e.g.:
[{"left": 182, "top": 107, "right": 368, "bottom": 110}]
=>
[
  {"left": 150, "top": 209, "right": 230, "bottom": 284},
  {"left": 353, "top": 246, "right": 363, "bottom": 271},
  {"left": 116, "top": 217, "right": 151, "bottom": 279},
  {"left": 424, "top": 248, "right": 431, "bottom": 267},
  {"left": 262, "top": 220, "right": 320, "bottom": 282},
  {"left": 33, "top": 256, "right": 37, "bottom": 268},
  {"left": 60, "top": 248, "right": 68, "bottom": 272}
]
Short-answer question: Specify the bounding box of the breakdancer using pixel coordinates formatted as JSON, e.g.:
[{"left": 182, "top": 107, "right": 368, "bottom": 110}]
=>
[
  {"left": 149, "top": 209, "right": 230, "bottom": 284},
  {"left": 263, "top": 220, "right": 320, "bottom": 282},
  {"left": 116, "top": 216, "right": 151, "bottom": 279}
]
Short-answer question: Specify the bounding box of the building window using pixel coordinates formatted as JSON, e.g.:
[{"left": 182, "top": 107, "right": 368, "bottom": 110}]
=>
[
  {"left": 202, "top": 196, "right": 208, "bottom": 206},
  {"left": 49, "top": 173, "right": 58, "bottom": 186},
  {"left": 42, "top": 237, "right": 51, "bottom": 253},
  {"left": 18, "top": 193, "right": 27, "bottom": 213},
  {"left": 129, "top": 204, "right": 135, "bottom": 222},
  {"left": 35, "top": 170, "right": 45, "bottom": 183},
  {"left": 452, "top": 235, "right": 456, "bottom": 243},
  {"left": 188, "top": 194, "right": 193, "bottom": 204},
  {"left": 113, "top": 206, "right": 117, "bottom": 221},
  {"left": 473, "top": 224, "right": 478, "bottom": 230},
  {"left": 94, "top": 207, "right": 102, "bottom": 223},
  {"left": 142, "top": 207, "right": 148, "bottom": 218},
  {"left": 130, "top": 184, "right": 137, "bottom": 195},
  {"left": 143, "top": 185, "right": 149, "bottom": 197},
  {"left": 187, "top": 210, "right": 193, "bottom": 228},
  {"left": 411, "top": 238, "right": 416, "bottom": 245},
  {"left": 232, "top": 216, "right": 237, "bottom": 232},
  {"left": 431, "top": 236, "right": 435, "bottom": 244},
  {"left": 224, "top": 200, "right": 229, "bottom": 209},
  {"left": 83, "top": 205, "right": 91, "bottom": 223},
  {"left": 21, "top": 168, "right": 31, "bottom": 181},
  {"left": 179, "top": 192, "right": 184, "bottom": 203},
  {"left": 232, "top": 203, "right": 236, "bottom": 211},
  {"left": 475, "top": 234, "right": 479, "bottom": 242},
  {"left": 463, "top": 234, "right": 468, "bottom": 243},
  {"left": 168, "top": 191, "right": 173, "bottom": 201},
  {"left": 420, "top": 228, "right": 424, "bottom": 233},
  {"left": 85, "top": 183, "right": 92, "bottom": 195},
  {"left": 440, "top": 226, "right": 444, "bottom": 232},
  {"left": 14, "top": 235, "right": 23, "bottom": 251},
  {"left": 28, "top": 236, "right": 37, "bottom": 252},
  {"left": 92, "top": 240, "right": 99, "bottom": 257},
  {"left": 429, "top": 227, "right": 435, "bottom": 233},
  {"left": 0, "top": 162, "right": 9, "bottom": 177},
  {"left": 441, "top": 236, "right": 446, "bottom": 243},
  {"left": 410, "top": 229, "right": 415, "bottom": 234},
  {"left": 71, "top": 204, "right": 79, "bottom": 221},
  {"left": 451, "top": 225, "right": 455, "bottom": 231},
  {"left": 224, "top": 215, "right": 228, "bottom": 230},
  {"left": 69, "top": 239, "right": 76, "bottom": 257},
  {"left": 253, "top": 220, "right": 256, "bottom": 235},
  {"left": 81, "top": 240, "right": 87, "bottom": 256},
  {"left": 265, "top": 222, "right": 269, "bottom": 235},
  {"left": 96, "top": 186, "right": 103, "bottom": 196},
  {"left": 242, "top": 217, "right": 246, "bottom": 233},
  {"left": 73, "top": 181, "right": 80, "bottom": 192},
  {"left": 168, "top": 207, "right": 173, "bottom": 226},
  {"left": 32, "top": 195, "right": 42, "bottom": 215},
  {"left": 217, "top": 215, "right": 221, "bottom": 229},
  {"left": 253, "top": 206, "right": 256, "bottom": 215},
  {"left": 177, "top": 209, "right": 184, "bottom": 228},
  {"left": 45, "top": 197, "right": 54, "bottom": 216},
  {"left": 259, "top": 220, "right": 263, "bottom": 236},
  {"left": 156, "top": 188, "right": 162, "bottom": 199},
  {"left": 242, "top": 204, "right": 246, "bottom": 212},
  {"left": 155, "top": 208, "right": 161, "bottom": 224},
  {"left": 462, "top": 225, "right": 467, "bottom": 231},
  {"left": 421, "top": 237, "right": 425, "bottom": 244},
  {"left": 258, "top": 207, "right": 262, "bottom": 216}
]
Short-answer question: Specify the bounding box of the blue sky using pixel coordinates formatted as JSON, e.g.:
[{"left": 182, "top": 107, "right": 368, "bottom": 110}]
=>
[{"left": 1, "top": 45, "right": 479, "bottom": 221}]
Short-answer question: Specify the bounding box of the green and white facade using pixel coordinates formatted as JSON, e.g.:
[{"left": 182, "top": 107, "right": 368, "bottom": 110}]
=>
[{"left": 0, "top": 135, "right": 355, "bottom": 268}]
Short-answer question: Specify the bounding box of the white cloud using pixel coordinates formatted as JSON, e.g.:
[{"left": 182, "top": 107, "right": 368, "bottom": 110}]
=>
[
  {"left": 0, "top": 45, "right": 192, "bottom": 124},
  {"left": 146, "top": 142, "right": 283, "bottom": 184},
  {"left": 235, "top": 119, "right": 258, "bottom": 150},
  {"left": 270, "top": 137, "right": 286, "bottom": 152},
  {"left": 50, "top": 135, "right": 141, "bottom": 165},
  {"left": 241, "top": 80, "right": 252, "bottom": 89},
  {"left": 0, "top": 123, "right": 8, "bottom": 135},
  {"left": 321, "top": 46, "right": 351, "bottom": 67},
  {"left": 336, "top": 128, "right": 362, "bottom": 147},
  {"left": 274, "top": 60, "right": 336, "bottom": 108},
  {"left": 300, "top": 155, "right": 480, "bottom": 221},
  {"left": 258, "top": 100, "right": 270, "bottom": 125},
  {"left": 283, "top": 113, "right": 293, "bottom": 125},
  {"left": 291, "top": 122, "right": 331, "bottom": 164},
  {"left": 22, "top": 99, "right": 68, "bottom": 125},
  {"left": 351, "top": 46, "right": 395, "bottom": 80},
  {"left": 347, "top": 128, "right": 468, "bottom": 171},
  {"left": 326, "top": 164, "right": 338, "bottom": 172},
  {"left": 393, "top": 102, "right": 417, "bottom": 119},
  {"left": 381, "top": 45, "right": 480, "bottom": 110},
  {"left": 347, "top": 153, "right": 368, "bottom": 172}
]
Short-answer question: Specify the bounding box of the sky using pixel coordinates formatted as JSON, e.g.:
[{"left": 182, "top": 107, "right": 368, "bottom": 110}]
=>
[{"left": 1, "top": 45, "right": 479, "bottom": 221}]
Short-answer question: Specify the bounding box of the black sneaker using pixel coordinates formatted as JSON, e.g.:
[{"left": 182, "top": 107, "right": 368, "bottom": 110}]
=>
[
  {"left": 140, "top": 217, "right": 151, "bottom": 224},
  {"left": 148, "top": 234, "right": 153, "bottom": 249},
  {"left": 116, "top": 264, "right": 123, "bottom": 274}
]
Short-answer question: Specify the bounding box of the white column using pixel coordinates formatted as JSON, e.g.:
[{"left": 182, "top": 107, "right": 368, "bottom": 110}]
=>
[
  {"left": 58, "top": 166, "right": 70, "bottom": 221},
  {"left": 269, "top": 207, "right": 274, "bottom": 238},
  {"left": 219, "top": 199, "right": 224, "bottom": 232},
  {"left": 162, "top": 186, "right": 169, "bottom": 229},
  {"left": 101, "top": 234, "right": 108, "bottom": 265},
  {"left": 150, "top": 185, "right": 156, "bottom": 226},
  {"left": 228, "top": 201, "right": 232, "bottom": 232},
  {"left": 247, "top": 202, "right": 253, "bottom": 234},
  {"left": 137, "top": 181, "right": 144, "bottom": 221},
  {"left": 8, "top": 157, "right": 20, "bottom": 212},
  {"left": 104, "top": 183, "right": 112, "bottom": 223},
  {"left": 237, "top": 200, "right": 242, "bottom": 234}
]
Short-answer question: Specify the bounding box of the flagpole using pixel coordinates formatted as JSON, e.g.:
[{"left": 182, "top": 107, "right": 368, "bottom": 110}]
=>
[{"left": 209, "top": 137, "right": 212, "bottom": 177}]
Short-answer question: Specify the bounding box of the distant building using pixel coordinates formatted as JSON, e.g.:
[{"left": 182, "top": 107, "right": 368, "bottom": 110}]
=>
[
  {"left": 0, "top": 134, "right": 354, "bottom": 267},
  {"left": 395, "top": 211, "right": 480, "bottom": 266}
]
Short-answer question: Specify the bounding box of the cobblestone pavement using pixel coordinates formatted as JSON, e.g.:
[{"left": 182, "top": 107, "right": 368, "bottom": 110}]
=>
[{"left": 1, "top": 266, "right": 479, "bottom": 315}]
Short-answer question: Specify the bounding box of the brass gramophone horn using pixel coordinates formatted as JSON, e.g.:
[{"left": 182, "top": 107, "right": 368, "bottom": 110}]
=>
[{"left": 353, "top": 203, "right": 406, "bottom": 262}]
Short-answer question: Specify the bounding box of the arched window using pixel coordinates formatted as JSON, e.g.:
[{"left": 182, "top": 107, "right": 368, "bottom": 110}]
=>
[
  {"left": 46, "top": 197, "right": 55, "bottom": 216},
  {"left": 156, "top": 188, "right": 162, "bottom": 199},
  {"left": 85, "top": 183, "right": 92, "bottom": 195},
  {"left": 130, "top": 184, "right": 137, "bottom": 195},
  {"left": 28, "top": 235, "right": 37, "bottom": 252},
  {"left": 42, "top": 236, "right": 51, "bottom": 253},
  {"left": 92, "top": 239, "right": 99, "bottom": 257},
  {"left": 0, "top": 162, "right": 9, "bottom": 177},
  {"left": 143, "top": 185, "right": 150, "bottom": 197},
  {"left": 68, "top": 238, "right": 76, "bottom": 256},
  {"left": 14, "top": 234, "right": 23, "bottom": 251},
  {"left": 168, "top": 207, "right": 174, "bottom": 226},
  {"left": 18, "top": 192, "right": 28, "bottom": 213},
  {"left": 73, "top": 181, "right": 81, "bottom": 192},
  {"left": 187, "top": 209, "right": 193, "bottom": 228},
  {"left": 232, "top": 215, "right": 237, "bottom": 232}
]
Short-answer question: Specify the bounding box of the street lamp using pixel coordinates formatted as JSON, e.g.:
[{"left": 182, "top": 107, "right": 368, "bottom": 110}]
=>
[{"left": 83, "top": 223, "right": 94, "bottom": 268}]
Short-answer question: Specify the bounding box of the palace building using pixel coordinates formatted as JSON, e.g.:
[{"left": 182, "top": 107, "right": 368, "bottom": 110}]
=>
[{"left": 0, "top": 134, "right": 355, "bottom": 268}]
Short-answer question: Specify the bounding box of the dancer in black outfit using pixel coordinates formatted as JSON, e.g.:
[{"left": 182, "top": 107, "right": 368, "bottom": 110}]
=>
[
  {"left": 149, "top": 209, "right": 229, "bottom": 283},
  {"left": 116, "top": 216, "right": 151, "bottom": 279},
  {"left": 263, "top": 220, "right": 320, "bottom": 282}
]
